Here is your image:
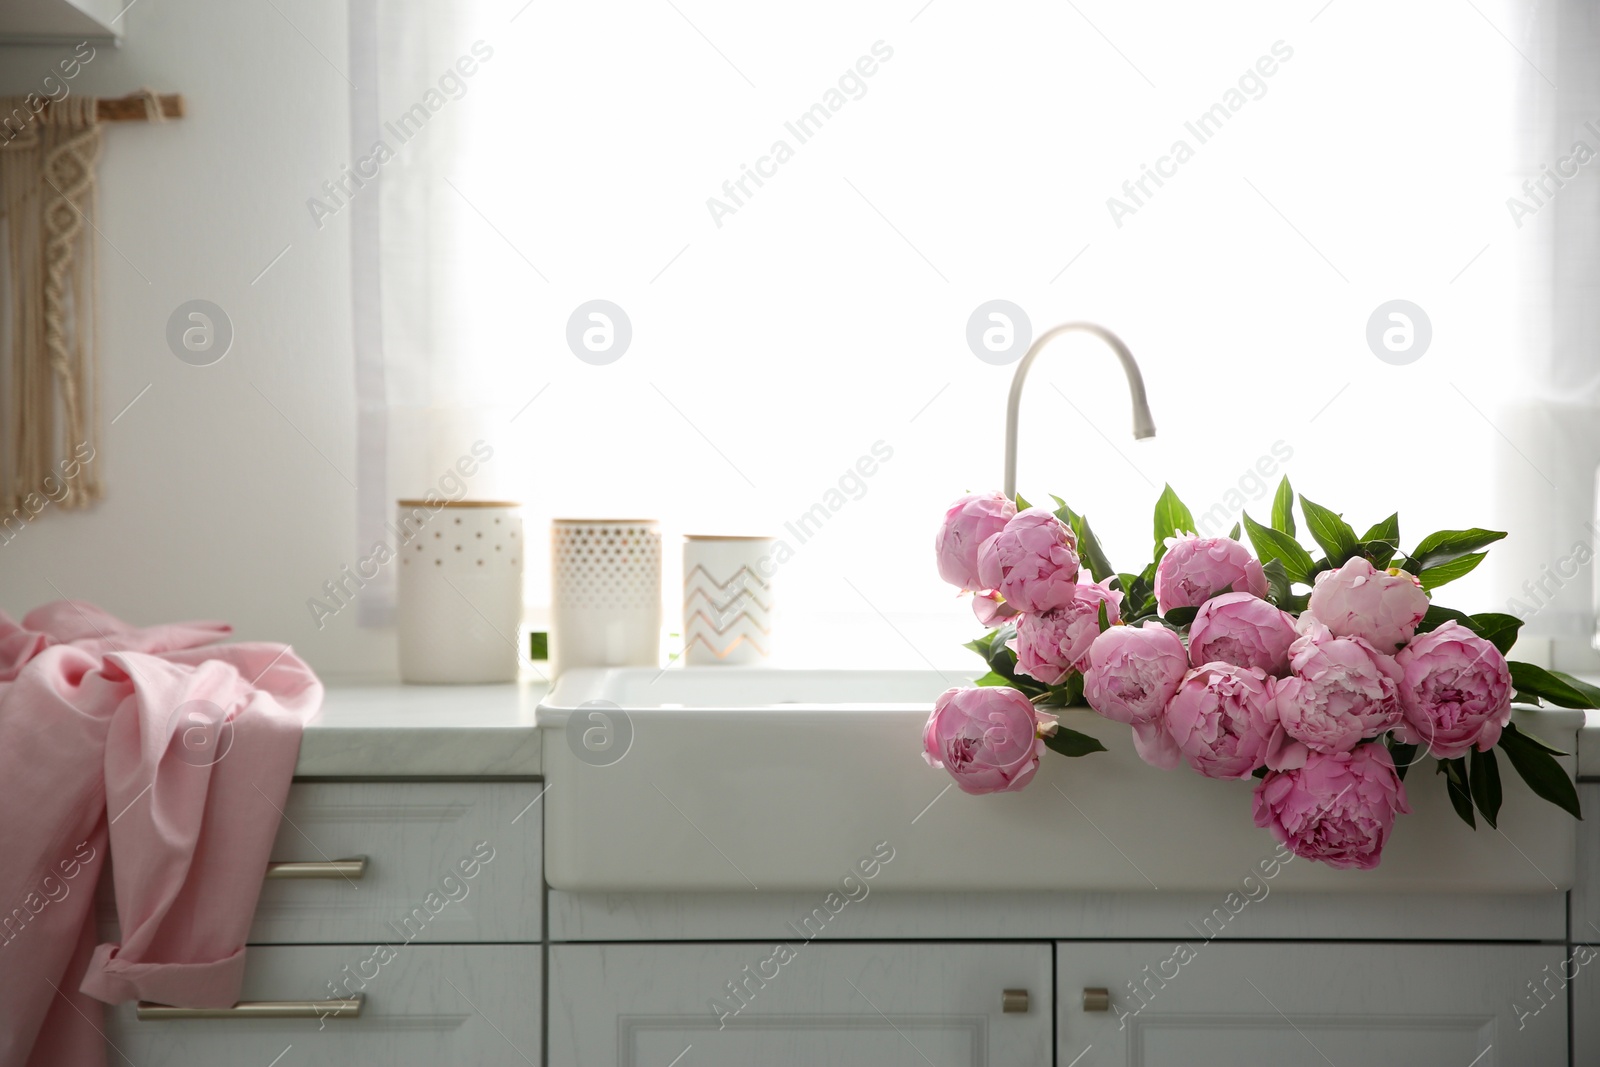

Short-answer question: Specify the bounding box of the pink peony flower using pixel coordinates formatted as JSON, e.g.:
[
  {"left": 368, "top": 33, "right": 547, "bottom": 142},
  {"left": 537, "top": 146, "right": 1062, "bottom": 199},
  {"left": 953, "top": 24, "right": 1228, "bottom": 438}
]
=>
[
  {"left": 1253, "top": 742, "right": 1411, "bottom": 870},
  {"left": 1166, "top": 662, "right": 1278, "bottom": 779},
  {"left": 976, "top": 508, "right": 1080, "bottom": 614},
  {"left": 1014, "top": 583, "right": 1123, "bottom": 685},
  {"left": 922, "top": 686, "right": 1055, "bottom": 795},
  {"left": 1188, "top": 592, "right": 1299, "bottom": 676},
  {"left": 1392, "top": 621, "right": 1512, "bottom": 760},
  {"left": 935, "top": 491, "right": 1017, "bottom": 591},
  {"left": 1082, "top": 621, "right": 1188, "bottom": 770},
  {"left": 1155, "top": 536, "right": 1268, "bottom": 614},
  {"left": 1270, "top": 620, "right": 1404, "bottom": 767},
  {"left": 1306, "top": 557, "right": 1429, "bottom": 653},
  {"left": 972, "top": 590, "right": 1018, "bottom": 627}
]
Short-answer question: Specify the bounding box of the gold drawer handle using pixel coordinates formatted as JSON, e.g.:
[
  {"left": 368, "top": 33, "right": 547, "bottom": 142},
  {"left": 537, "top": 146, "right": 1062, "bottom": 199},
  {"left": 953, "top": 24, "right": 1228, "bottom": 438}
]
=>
[
  {"left": 264, "top": 857, "right": 367, "bottom": 880},
  {"left": 137, "top": 995, "right": 364, "bottom": 1020},
  {"left": 1001, "top": 988, "right": 1030, "bottom": 1014},
  {"left": 1083, "top": 987, "right": 1111, "bottom": 1012}
]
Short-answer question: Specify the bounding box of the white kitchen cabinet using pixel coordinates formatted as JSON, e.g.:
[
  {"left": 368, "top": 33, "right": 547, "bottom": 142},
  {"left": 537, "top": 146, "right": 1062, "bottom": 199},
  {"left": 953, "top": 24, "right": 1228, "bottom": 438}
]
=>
[
  {"left": 548, "top": 942, "right": 1050, "bottom": 1066},
  {"left": 1056, "top": 941, "right": 1565, "bottom": 1066},
  {"left": 105, "top": 944, "right": 542, "bottom": 1065}
]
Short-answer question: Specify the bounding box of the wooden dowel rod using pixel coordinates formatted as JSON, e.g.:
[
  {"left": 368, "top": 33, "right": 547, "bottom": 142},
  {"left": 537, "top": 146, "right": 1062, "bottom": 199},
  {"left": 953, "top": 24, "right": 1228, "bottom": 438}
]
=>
[{"left": 94, "top": 93, "right": 184, "bottom": 121}]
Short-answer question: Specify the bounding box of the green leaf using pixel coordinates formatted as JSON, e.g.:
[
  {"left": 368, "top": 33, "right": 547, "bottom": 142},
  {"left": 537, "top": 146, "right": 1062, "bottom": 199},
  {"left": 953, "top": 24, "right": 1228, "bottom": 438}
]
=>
[
  {"left": 1042, "top": 726, "right": 1108, "bottom": 758},
  {"left": 1298, "top": 495, "right": 1360, "bottom": 566},
  {"left": 1361, "top": 513, "right": 1400, "bottom": 545},
  {"left": 1261, "top": 558, "right": 1292, "bottom": 605},
  {"left": 1078, "top": 516, "right": 1120, "bottom": 581},
  {"left": 1498, "top": 722, "right": 1582, "bottom": 819},
  {"left": 1418, "top": 604, "right": 1473, "bottom": 634},
  {"left": 1502, "top": 720, "right": 1567, "bottom": 755},
  {"left": 1418, "top": 551, "right": 1487, "bottom": 590},
  {"left": 1152, "top": 484, "right": 1196, "bottom": 563},
  {"left": 1357, "top": 540, "right": 1399, "bottom": 569},
  {"left": 1468, "top": 613, "right": 1524, "bottom": 655},
  {"left": 1241, "top": 511, "right": 1316, "bottom": 585},
  {"left": 1053, "top": 498, "right": 1117, "bottom": 583},
  {"left": 1014, "top": 492, "right": 1033, "bottom": 511},
  {"left": 1417, "top": 607, "right": 1522, "bottom": 652},
  {"left": 961, "top": 629, "right": 1004, "bottom": 661},
  {"left": 1469, "top": 747, "right": 1502, "bottom": 828},
  {"left": 1408, "top": 528, "right": 1507, "bottom": 573},
  {"left": 963, "top": 627, "right": 1045, "bottom": 698},
  {"left": 1048, "top": 672, "right": 1086, "bottom": 707},
  {"left": 1440, "top": 758, "right": 1476, "bottom": 829},
  {"left": 1117, "top": 563, "right": 1159, "bottom": 624},
  {"left": 972, "top": 671, "right": 1011, "bottom": 688},
  {"left": 1271, "top": 476, "right": 1296, "bottom": 537},
  {"left": 1096, "top": 600, "right": 1111, "bottom": 634},
  {"left": 1228, "top": 522, "right": 1241, "bottom": 541},
  {"left": 1507, "top": 662, "right": 1600, "bottom": 710},
  {"left": 1389, "top": 740, "right": 1419, "bottom": 782},
  {"left": 1256, "top": 558, "right": 1308, "bottom": 611},
  {"left": 1356, "top": 513, "right": 1401, "bottom": 568},
  {"left": 1164, "top": 605, "right": 1199, "bottom": 626}
]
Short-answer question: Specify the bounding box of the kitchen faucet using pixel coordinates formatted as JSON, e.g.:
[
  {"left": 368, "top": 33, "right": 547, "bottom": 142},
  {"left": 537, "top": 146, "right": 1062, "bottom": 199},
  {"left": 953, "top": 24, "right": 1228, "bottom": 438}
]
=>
[{"left": 1002, "top": 322, "right": 1157, "bottom": 498}]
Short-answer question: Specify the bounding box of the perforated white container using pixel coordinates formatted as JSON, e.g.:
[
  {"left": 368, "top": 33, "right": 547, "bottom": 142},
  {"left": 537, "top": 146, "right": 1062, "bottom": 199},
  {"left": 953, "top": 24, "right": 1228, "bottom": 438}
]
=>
[
  {"left": 550, "top": 519, "right": 662, "bottom": 677},
  {"left": 396, "top": 500, "right": 523, "bottom": 683}
]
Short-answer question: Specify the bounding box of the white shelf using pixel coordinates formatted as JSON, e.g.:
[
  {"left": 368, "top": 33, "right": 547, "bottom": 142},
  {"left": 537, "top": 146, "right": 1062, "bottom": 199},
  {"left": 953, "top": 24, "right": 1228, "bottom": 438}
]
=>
[{"left": 0, "top": 0, "right": 123, "bottom": 45}]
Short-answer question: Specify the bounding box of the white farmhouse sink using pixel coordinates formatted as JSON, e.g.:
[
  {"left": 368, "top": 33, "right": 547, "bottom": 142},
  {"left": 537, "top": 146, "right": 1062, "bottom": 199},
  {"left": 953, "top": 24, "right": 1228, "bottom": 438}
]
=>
[{"left": 537, "top": 668, "right": 1581, "bottom": 894}]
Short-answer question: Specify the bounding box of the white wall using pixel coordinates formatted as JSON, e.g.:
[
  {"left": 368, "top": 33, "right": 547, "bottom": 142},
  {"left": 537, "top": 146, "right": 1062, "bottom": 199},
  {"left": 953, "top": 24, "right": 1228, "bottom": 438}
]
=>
[
  {"left": 2, "top": 0, "right": 1593, "bottom": 682},
  {"left": 0, "top": 0, "right": 395, "bottom": 680}
]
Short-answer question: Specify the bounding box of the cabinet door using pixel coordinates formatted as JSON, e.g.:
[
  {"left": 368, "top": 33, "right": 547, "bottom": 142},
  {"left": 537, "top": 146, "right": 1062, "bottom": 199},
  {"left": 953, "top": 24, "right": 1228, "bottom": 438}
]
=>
[
  {"left": 1057, "top": 942, "right": 1564, "bottom": 1066},
  {"left": 105, "top": 944, "right": 541, "bottom": 1065},
  {"left": 1574, "top": 942, "right": 1600, "bottom": 1066},
  {"left": 549, "top": 942, "right": 1050, "bottom": 1066},
  {"left": 1571, "top": 782, "right": 1600, "bottom": 932}
]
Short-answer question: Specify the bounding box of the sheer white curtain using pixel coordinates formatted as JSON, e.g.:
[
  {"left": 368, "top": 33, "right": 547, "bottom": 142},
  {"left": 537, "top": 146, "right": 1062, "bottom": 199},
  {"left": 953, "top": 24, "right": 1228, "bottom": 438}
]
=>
[
  {"left": 352, "top": 0, "right": 1591, "bottom": 666},
  {"left": 1491, "top": 0, "right": 1600, "bottom": 671}
]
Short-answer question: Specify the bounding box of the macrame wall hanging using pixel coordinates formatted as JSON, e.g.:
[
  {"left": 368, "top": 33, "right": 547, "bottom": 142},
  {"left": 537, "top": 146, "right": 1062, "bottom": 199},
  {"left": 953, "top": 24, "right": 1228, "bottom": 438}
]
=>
[{"left": 0, "top": 89, "right": 182, "bottom": 516}]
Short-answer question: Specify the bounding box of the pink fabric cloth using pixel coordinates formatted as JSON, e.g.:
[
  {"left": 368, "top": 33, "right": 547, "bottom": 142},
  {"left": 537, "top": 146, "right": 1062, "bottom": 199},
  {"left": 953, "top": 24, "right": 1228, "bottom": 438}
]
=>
[{"left": 0, "top": 602, "right": 321, "bottom": 1067}]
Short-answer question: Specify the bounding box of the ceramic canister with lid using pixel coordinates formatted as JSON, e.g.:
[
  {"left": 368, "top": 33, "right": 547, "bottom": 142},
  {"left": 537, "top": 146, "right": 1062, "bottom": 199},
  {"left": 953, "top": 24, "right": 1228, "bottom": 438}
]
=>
[
  {"left": 683, "top": 535, "right": 775, "bottom": 665},
  {"left": 396, "top": 499, "right": 523, "bottom": 683}
]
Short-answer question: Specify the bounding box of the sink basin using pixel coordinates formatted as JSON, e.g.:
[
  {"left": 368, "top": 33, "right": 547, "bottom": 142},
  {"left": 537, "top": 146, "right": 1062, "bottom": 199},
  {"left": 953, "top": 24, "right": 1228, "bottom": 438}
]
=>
[{"left": 537, "top": 668, "right": 1581, "bottom": 894}]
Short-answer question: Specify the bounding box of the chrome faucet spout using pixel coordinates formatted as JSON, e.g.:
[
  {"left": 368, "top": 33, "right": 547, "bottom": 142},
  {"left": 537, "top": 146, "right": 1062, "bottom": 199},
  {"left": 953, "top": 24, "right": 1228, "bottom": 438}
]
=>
[{"left": 1003, "top": 322, "right": 1156, "bottom": 499}]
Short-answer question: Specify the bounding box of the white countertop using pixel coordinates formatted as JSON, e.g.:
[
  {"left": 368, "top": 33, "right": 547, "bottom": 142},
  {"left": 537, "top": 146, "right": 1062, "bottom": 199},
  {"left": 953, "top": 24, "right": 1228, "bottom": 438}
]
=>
[
  {"left": 297, "top": 680, "right": 546, "bottom": 776},
  {"left": 298, "top": 675, "right": 1600, "bottom": 781}
]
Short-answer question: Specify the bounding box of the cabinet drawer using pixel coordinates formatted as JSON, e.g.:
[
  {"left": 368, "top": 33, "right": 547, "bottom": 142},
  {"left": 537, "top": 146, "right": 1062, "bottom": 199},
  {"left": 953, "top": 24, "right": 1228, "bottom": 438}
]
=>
[
  {"left": 549, "top": 942, "right": 1050, "bottom": 1066},
  {"left": 105, "top": 944, "right": 541, "bottom": 1065},
  {"left": 250, "top": 781, "right": 543, "bottom": 944},
  {"left": 1057, "top": 941, "right": 1565, "bottom": 1066}
]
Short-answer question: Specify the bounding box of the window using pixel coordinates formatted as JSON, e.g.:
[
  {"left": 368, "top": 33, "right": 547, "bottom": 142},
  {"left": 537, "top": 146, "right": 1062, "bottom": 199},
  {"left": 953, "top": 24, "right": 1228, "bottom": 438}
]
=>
[{"left": 353, "top": 0, "right": 1590, "bottom": 666}]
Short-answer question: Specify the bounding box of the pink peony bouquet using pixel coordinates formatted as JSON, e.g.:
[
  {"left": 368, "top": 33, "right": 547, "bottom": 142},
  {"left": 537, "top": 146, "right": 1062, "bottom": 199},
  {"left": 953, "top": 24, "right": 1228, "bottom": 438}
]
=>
[{"left": 926, "top": 479, "right": 1595, "bottom": 871}]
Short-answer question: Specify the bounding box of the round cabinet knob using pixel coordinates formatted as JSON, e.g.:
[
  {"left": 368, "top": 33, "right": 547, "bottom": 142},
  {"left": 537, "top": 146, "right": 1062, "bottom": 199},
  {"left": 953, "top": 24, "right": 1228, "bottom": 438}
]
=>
[
  {"left": 1001, "top": 988, "right": 1030, "bottom": 1014},
  {"left": 1083, "top": 987, "right": 1111, "bottom": 1012}
]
